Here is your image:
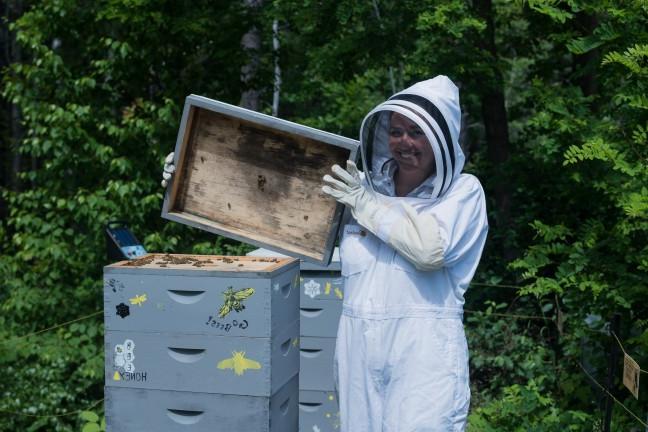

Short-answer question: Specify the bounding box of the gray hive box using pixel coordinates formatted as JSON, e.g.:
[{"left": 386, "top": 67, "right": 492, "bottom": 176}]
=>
[
  {"left": 104, "top": 254, "right": 299, "bottom": 338},
  {"left": 298, "top": 252, "right": 343, "bottom": 339},
  {"left": 105, "top": 374, "right": 298, "bottom": 432},
  {"left": 246, "top": 247, "right": 344, "bottom": 338},
  {"left": 298, "top": 337, "right": 336, "bottom": 392},
  {"left": 105, "top": 322, "right": 298, "bottom": 396},
  {"left": 161, "top": 95, "right": 359, "bottom": 266}
]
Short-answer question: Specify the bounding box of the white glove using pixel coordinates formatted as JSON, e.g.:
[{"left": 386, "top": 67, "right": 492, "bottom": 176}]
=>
[
  {"left": 161, "top": 152, "right": 175, "bottom": 188},
  {"left": 322, "top": 160, "right": 382, "bottom": 233},
  {"left": 322, "top": 160, "right": 445, "bottom": 271}
]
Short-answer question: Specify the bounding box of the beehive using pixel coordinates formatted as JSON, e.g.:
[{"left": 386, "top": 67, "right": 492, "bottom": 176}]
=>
[
  {"left": 247, "top": 247, "right": 343, "bottom": 431},
  {"left": 161, "top": 95, "right": 359, "bottom": 266},
  {"left": 104, "top": 253, "right": 300, "bottom": 431}
]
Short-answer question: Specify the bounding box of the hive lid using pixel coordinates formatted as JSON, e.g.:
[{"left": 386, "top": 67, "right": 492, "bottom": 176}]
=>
[{"left": 161, "top": 95, "right": 359, "bottom": 266}]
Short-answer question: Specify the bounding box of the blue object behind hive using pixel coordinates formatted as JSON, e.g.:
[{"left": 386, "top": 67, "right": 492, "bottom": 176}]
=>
[{"left": 105, "top": 221, "right": 147, "bottom": 262}]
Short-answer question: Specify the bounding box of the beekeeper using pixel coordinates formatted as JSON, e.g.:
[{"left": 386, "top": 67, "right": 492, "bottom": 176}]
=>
[
  {"left": 321, "top": 75, "right": 488, "bottom": 431},
  {"left": 160, "top": 75, "right": 487, "bottom": 431}
]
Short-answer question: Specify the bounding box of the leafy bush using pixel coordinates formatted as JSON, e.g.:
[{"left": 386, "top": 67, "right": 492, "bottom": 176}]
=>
[{"left": 468, "top": 379, "right": 591, "bottom": 432}]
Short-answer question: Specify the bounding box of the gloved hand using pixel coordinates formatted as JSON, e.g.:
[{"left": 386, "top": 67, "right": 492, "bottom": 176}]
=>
[
  {"left": 161, "top": 152, "right": 175, "bottom": 188},
  {"left": 323, "top": 160, "right": 446, "bottom": 271},
  {"left": 322, "top": 160, "right": 381, "bottom": 233}
]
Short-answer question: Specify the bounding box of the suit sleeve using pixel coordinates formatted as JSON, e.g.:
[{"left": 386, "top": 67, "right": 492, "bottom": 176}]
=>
[{"left": 358, "top": 176, "right": 488, "bottom": 271}]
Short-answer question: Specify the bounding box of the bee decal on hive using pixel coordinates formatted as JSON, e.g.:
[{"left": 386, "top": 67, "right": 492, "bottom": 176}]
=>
[
  {"left": 218, "top": 286, "right": 255, "bottom": 318},
  {"left": 129, "top": 293, "right": 147, "bottom": 306},
  {"left": 217, "top": 351, "right": 261, "bottom": 376}
]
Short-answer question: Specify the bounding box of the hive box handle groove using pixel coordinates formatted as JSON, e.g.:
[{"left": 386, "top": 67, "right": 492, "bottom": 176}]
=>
[
  {"left": 281, "top": 282, "right": 291, "bottom": 298},
  {"left": 167, "top": 289, "right": 206, "bottom": 304},
  {"left": 300, "top": 308, "right": 323, "bottom": 318},
  {"left": 167, "top": 347, "right": 206, "bottom": 363},
  {"left": 298, "top": 402, "right": 322, "bottom": 413},
  {"left": 280, "top": 397, "right": 290, "bottom": 415},
  {"left": 166, "top": 409, "right": 204, "bottom": 425},
  {"left": 300, "top": 348, "right": 322, "bottom": 359},
  {"left": 281, "top": 338, "right": 293, "bottom": 356}
]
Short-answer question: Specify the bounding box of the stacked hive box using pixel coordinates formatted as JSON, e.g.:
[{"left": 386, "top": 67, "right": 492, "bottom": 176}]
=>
[
  {"left": 246, "top": 247, "right": 344, "bottom": 431},
  {"left": 298, "top": 252, "right": 343, "bottom": 432},
  {"left": 103, "top": 254, "right": 300, "bottom": 432}
]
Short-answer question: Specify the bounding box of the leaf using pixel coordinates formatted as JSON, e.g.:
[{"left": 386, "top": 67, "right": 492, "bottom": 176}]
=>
[
  {"left": 82, "top": 423, "right": 101, "bottom": 432},
  {"left": 79, "top": 411, "right": 99, "bottom": 422},
  {"left": 566, "top": 23, "right": 619, "bottom": 55}
]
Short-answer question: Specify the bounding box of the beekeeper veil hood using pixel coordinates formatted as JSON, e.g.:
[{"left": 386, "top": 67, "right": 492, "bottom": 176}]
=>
[{"left": 359, "top": 75, "right": 465, "bottom": 200}]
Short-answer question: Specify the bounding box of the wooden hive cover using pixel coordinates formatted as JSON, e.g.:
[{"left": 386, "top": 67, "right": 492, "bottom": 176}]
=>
[{"left": 161, "top": 95, "right": 359, "bottom": 265}]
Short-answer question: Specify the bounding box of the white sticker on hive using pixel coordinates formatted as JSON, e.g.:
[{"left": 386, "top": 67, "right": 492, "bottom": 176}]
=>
[
  {"left": 114, "top": 355, "right": 125, "bottom": 367},
  {"left": 114, "top": 339, "right": 136, "bottom": 374},
  {"left": 304, "top": 280, "right": 321, "bottom": 299}
]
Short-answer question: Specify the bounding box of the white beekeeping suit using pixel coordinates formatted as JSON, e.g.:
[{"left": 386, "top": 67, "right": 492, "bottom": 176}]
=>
[{"left": 322, "top": 75, "right": 488, "bottom": 431}]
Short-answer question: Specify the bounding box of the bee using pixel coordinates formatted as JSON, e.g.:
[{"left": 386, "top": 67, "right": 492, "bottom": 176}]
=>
[
  {"left": 218, "top": 287, "right": 255, "bottom": 318},
  {"left": 129, "top": 293, "right": 147, "bottom": 306},
  {"left": 217, "top": 351, "right": 261, "bottom": 376}
]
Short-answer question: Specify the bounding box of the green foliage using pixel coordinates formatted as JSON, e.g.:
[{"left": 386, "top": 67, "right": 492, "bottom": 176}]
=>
[
  {"left": 0, "top": 1, "right": 250, "bottom": 430},
  {"left": 468, "top": 379, "right": 591, "bottom": 431},
  {"left": 465, "top": 301, "right": 557, "bottom": 404},
  {"left": 79, "top": 411, "right": 105, "bottom": 432},
  {"left": 505, "top": 0, "right": 648, "bottom": 428},
  {"left": 527, "top": 0, "right": 574, "bottom": 24}
]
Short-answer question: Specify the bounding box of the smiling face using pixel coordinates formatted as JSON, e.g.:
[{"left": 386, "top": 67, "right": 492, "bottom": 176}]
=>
[{"left": 388, "top": 112, "right": 435, "bottom": 177}]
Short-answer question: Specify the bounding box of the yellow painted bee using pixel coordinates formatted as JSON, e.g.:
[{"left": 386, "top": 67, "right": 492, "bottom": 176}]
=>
[
  {"left": 129, "top": 294, "right": 147, "bottom": 306},
  {"left": 218, "top": 287, "right": 255, "bottom": 318},
  {"left": 217, "top": 351, "right": 261, "bottom": 376}
]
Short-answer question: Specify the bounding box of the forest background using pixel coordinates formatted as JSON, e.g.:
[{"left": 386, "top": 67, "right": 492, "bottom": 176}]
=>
[{"left": 0, "top": 0, "right": 647, "bottom": 431}]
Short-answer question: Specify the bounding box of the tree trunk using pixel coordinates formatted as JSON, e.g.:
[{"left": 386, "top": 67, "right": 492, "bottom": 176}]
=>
[
  {"left": 482, "top": 89, "right": 511, "bottom": 213},
  {"left": 271, "top": 19, "right": 281, "bottom": 117},
  {"left": 474, "top": 0, "right": 512, "bottom": 256},
  {"left": 1, "top": 0, "right": 24, "bottom": 219},
  {"left": 239, "top": 0, "right": 263, "bottom": 111},
  {"left": 573, "top": 12, "right": 599, "bottom": 98}
]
